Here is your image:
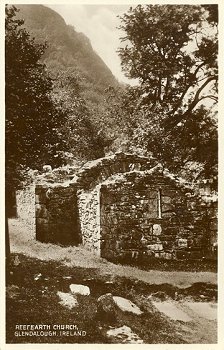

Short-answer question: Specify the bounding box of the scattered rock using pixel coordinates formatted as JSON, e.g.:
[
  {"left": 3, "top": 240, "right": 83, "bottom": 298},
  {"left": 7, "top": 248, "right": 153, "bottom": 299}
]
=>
[
  {"left": 69, "top": 284, "right": 90, "bottom": 296},
  {"left": 57, "top": 291, "right": 78, "bottom": 309},
  {"left": 113, "top": 296, "right": 143, "bottom": 315},
  {"left": 6, "top": 285, "right": 20, "bottom": 299},
  {"left": 34, "top": 273, "right": 42, "bottom": 281},
  {"left": 106, "top": 325, "right": 143, "bottom": 344},
  {"left": 152, "top": 301, "right": 192, "bottom": 322},
  {"left": 43, "top": 165, "right": 52, "bottom": 172},
  {"left": 97, "top": 293, "right": 116, "bottom": 314},
  {"left": 13, "top": 255, "right": 21, "bottom": 266}
]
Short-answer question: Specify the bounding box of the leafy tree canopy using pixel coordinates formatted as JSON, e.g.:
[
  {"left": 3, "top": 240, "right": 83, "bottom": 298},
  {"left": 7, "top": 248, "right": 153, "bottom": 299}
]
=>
[
  {"left": 117, "top": 4, "right": 218, "bottom": 181},
  {"left": 5, "top": 5, "right": 66, "bottom": 190},
  {"left": 118, "top": 5, "right": 217, "bottom": 121}
]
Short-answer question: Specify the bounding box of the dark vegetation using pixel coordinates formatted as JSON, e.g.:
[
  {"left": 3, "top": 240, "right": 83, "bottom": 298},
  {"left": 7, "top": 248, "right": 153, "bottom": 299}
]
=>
[
  {"left": 6, "top": 254, "right": 217, "bottom": 343},
  {"left": 117, "top": 5, "right": 218, "bottom": 180}
]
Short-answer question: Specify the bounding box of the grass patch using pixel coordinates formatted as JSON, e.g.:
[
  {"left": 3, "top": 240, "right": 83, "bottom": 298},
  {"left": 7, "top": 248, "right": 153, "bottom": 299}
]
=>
[
  {"left": 6, "top": 253, "right": 217, "bottom": 344},
  {"left": 108, "top": 255, "right": 217, "bottom": 273}
]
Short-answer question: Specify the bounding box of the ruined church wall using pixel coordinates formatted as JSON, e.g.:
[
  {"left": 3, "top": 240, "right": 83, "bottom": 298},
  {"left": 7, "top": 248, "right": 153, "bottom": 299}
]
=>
[
  {"left": 100, "top": 173, "right": 216, "bottom": 261},
  {"left": 16, "top": 185, "right": 36, "bottom": 238},
  {"left": 14, "top": 152, "right": 217, "bottom": 261},
  {"left": 77, "top": 187, "right": 101, "bottom": 255}
]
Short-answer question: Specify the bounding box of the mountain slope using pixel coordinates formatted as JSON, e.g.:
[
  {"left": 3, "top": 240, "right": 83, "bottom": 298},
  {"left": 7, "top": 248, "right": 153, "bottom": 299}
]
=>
[{"left": 15, "top": 4, "right": 118, "bottom": 104}]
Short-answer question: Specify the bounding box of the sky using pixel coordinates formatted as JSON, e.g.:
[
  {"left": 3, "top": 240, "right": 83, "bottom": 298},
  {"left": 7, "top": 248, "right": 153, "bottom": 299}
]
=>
[{"left": 47, "top": 4, "right": 136, "bottom": 84}]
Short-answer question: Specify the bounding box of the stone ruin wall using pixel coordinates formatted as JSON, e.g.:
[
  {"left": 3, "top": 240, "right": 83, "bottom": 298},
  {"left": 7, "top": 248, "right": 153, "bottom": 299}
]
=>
[
  {"left": 77, "top": 187, "right": 101, "bottom": 255},
  {"left": 16, "top": 185, "right": 35, "bottom": 238},
  {"left": 14, "top": 153, "right": 217, "bottom": 260},
  {"left": 74, "top": 153, "right": 157, "bottom": 255},
  {"left": 100, "top": 172, "right": 217, "bottom": 261}
]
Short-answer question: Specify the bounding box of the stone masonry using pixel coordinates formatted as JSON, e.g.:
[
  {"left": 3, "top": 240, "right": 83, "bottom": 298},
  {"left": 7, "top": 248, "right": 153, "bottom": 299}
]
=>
[
  {"left": 100, "top": 167, "right": 215, "bottom": 261},
  {"left": 14, "top": 152, "right": 217, "bottom": 260},
  {"left": 16, "top": 185, "right": 35, "bottom": 238},
  {"left": 77, "top": 186, "right": 101, "bottom": 254}
]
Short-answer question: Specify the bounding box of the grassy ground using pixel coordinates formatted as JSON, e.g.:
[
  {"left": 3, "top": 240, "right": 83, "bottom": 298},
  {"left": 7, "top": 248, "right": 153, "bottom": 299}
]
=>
[
  {"left": 6, "top": 219, "right": 218, "bottom": 344},
  {"left": 6, "top": 253, "right": 217, "bottom": 344}
]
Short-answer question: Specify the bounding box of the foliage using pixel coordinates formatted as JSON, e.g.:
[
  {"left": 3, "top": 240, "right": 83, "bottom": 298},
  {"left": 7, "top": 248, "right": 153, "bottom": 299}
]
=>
[
  {"left": 5, "top": 5, "right": 66, "bottom": 191},
  {"left": 50, "top": 68, "right": 105, "bottom": 161},
  {"left": 88, "top": 85, "right": 139, "bottom": 154},
  {"left": 117, "top": 5, "right": 218, "bottom": 180}
]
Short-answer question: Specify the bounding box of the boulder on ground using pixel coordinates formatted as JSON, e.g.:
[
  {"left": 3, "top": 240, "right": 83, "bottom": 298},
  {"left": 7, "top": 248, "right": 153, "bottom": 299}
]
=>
[
  {"left": 106, "top": 325, "right": 144, "bottom": 344},
  {"left": 97, "top": 293, "right": 116, "bottom": 314},
  {"left": 113, "top": 296, "right": 143, "bottom": 315},
  {"left": 57, "top": 291, "right": 78, "bottom": 309},
  {"left": 69, "top": 284, "right": 90, "bottom": 296}
]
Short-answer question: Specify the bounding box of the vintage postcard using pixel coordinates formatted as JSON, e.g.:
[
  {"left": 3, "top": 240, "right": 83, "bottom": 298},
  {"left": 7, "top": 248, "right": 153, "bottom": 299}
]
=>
[{"left": 1, "top": 0, "right": 223, "bottom": 349}]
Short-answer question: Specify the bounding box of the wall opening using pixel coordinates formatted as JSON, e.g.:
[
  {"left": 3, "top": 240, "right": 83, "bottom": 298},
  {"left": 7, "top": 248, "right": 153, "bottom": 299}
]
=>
[{"left": 157, "top": 189, "right": 162, "bottom": 219}]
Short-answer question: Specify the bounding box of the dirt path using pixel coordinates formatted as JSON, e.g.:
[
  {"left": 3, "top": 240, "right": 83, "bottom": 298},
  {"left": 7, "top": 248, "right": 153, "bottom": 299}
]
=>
[{"left": 9, "top": 219, "right": 217, "bottom": 288}]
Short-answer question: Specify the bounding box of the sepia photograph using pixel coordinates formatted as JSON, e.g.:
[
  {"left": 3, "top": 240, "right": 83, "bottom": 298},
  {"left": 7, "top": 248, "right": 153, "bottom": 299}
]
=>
[{"left": 3, "top": 1, "right": 220, "bottom": 346}]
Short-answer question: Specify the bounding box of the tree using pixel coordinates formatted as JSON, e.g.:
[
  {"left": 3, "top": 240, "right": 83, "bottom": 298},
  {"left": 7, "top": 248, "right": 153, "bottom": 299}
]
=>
[
  {"left": 118, "top": 5, "right": 218, "bottom": 180},
  {"left": 5, "top": 5, "right": 67, "bottom": 259},
  {"left": 5, "top": 5, "right": 66, "bottom": 187},
  {"left": 5, "top": 6, "right": 65, "bottom": 178},
  {"left": 50, "top": 68, "right": 105, "bottom": 161}
]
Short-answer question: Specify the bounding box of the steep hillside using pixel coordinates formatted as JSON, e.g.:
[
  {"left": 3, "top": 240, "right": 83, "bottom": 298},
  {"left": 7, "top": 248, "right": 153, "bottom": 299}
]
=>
[{"left": 15, "top": 4, "right": 118, "bottom": 104}]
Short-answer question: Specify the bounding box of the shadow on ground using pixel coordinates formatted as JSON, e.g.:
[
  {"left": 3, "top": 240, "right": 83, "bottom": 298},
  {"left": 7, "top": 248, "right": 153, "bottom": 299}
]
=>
[{"left": 6, "top": 253, "right": 217, "bottom": 344}]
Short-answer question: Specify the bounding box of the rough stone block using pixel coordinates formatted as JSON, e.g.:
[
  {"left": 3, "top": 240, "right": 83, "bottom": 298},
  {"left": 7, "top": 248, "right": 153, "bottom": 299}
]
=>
[
  {"left": 162, "top": 196, "right": 172, "bottom": 204},
  {"left": 164, "top": 252, "right": 173, "bottom": 259},
  {"left": 177, "top": 238, "right": 188, "bottom": 248},
  {"left": 162, "top": 241, "right": 173, "bottom": 249},
  {"left": 161, "top": 212, "right": 175, "bottom": 218},
  {"left": 147, "top": 243, "right": 163, "bottom": 251},
  {"left": 152, "top": 224, "right": 162, "bottom": 235},
  {"left": 143, "top": 211, "right": 158, "bottom": 219},
  {"left": 162, "top": 203, "right": 175, "bottom": 212}
]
